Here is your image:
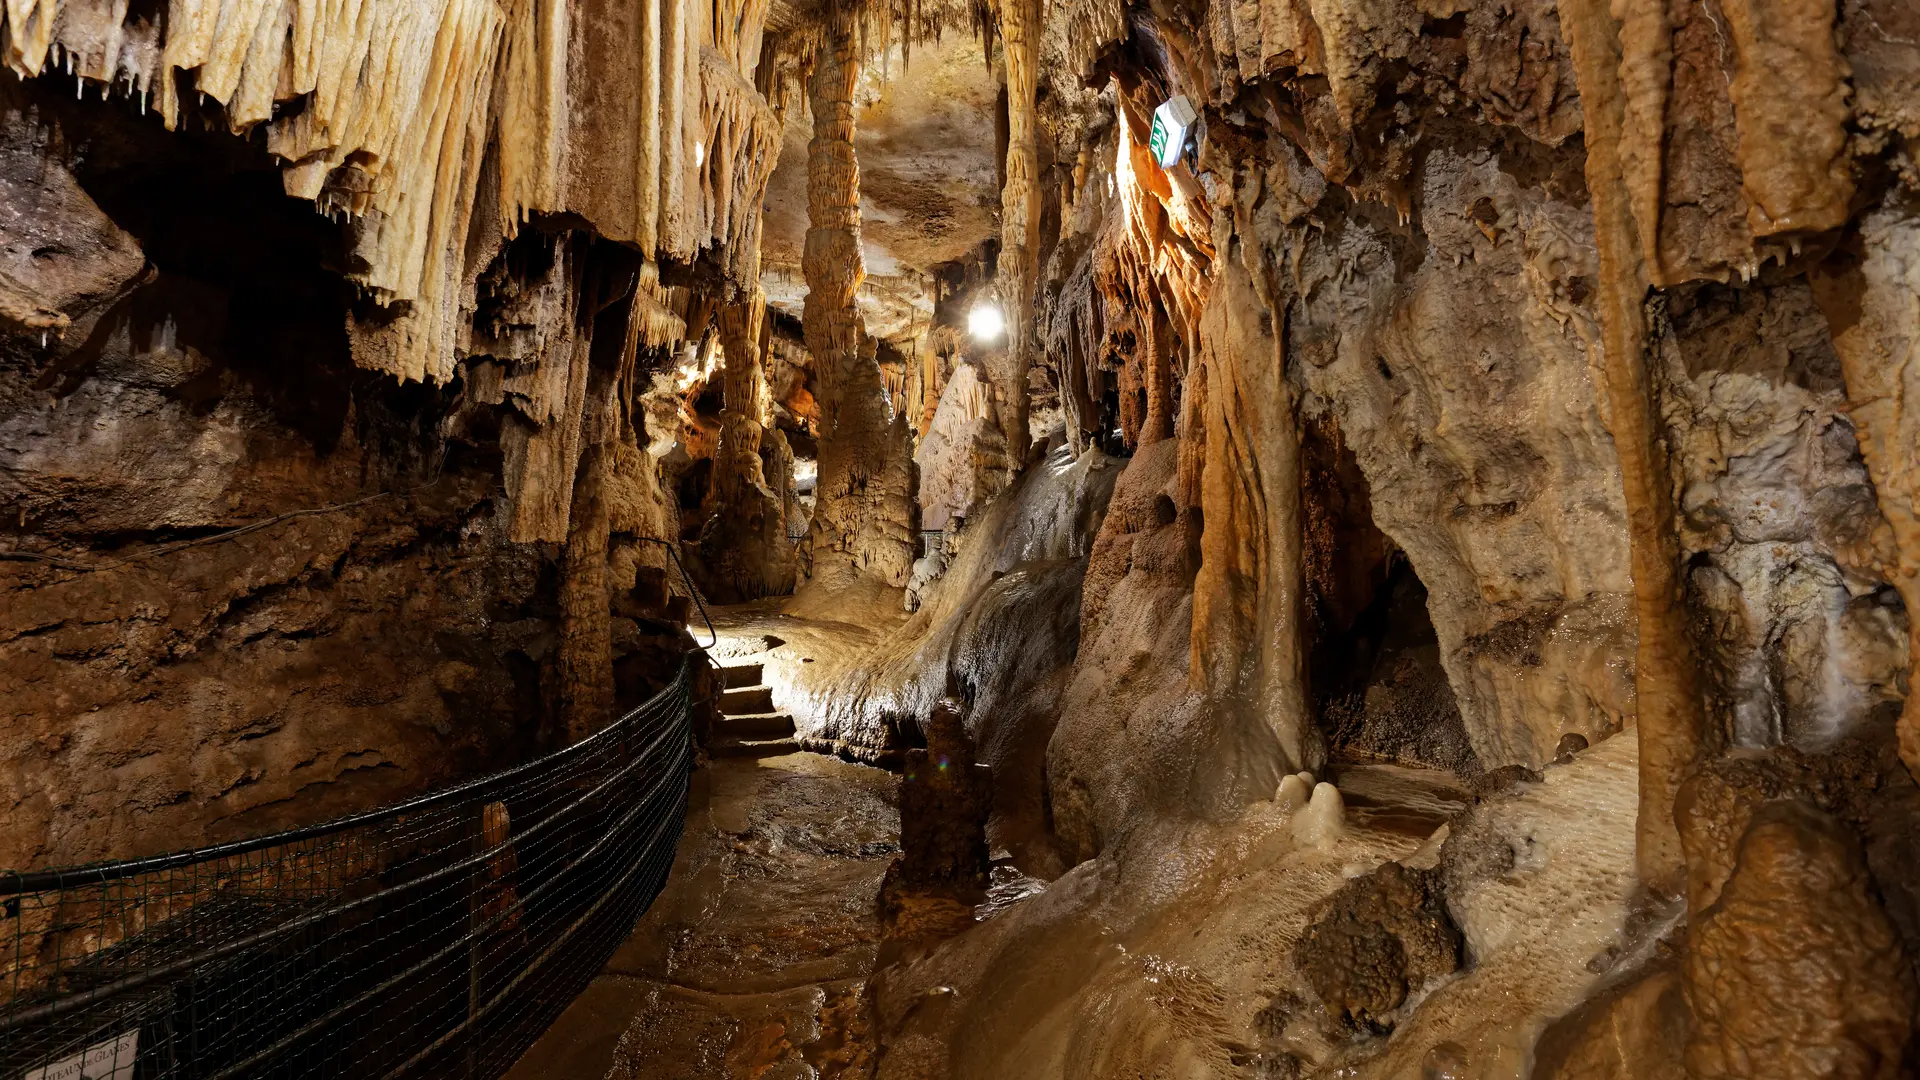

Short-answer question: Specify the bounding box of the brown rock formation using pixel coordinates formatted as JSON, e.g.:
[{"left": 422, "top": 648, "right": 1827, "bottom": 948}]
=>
[
  {"left": 1685, "top": 800, "right": 1914, "bottom": 1078},
  {"left": 894, "top": 698, "right": 991, "bottom": 890},
  {"left": 1533, "top": 961, "right": 1689, "bottom": 1080},
  {"left": 695, "top": 287, "right": 798, "bottom": 601},
  {"left": 1560, "top": 0, "right": 1717, "bottom": 897},
  {"left": 561, "top": 445, "right": 616, "bottom": 743},
  {"left": 1294, "top": 862, "right": 1462, "bottom": 1034},
  {"left": 798, "top": 3, "right": 915, "bottom": 592},
  {"left": 1811, "top": 214, "right": 1920, "bottom": 782},
  {"left": 1189, "top": 242, "right": 1315, "bottom": 771},
  {"left": 989, "top": 0, "right": 1044, "bottom": 462}
]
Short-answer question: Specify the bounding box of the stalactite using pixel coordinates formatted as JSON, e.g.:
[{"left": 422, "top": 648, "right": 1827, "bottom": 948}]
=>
[
  {"left": 699, "top": 47, "right": 783, "bottom": 288},
  {"left": 1613, "top": 0, "right": 1671, "bottom": 284},
  {"left": 1140, "top": 289, "right": 1175, "bottom": 444},
  {"left": 1190, "top": 238, "right": 1313, "bottom": 772},
  {"left": 1560, "top": 0, "right": 1716, "bottom": 898},
  {"left": 1056, "top": 0, "right": 1127, "bottom": 76},
  {"left": 2, "top": 0, "right": 770, "bottom": 385},
  {"left": 1721, "top": 0, "right": 1855, "bottom": 236},
  {"left": 1046, "top": 257, "right": 1103, "bottom": 453}
]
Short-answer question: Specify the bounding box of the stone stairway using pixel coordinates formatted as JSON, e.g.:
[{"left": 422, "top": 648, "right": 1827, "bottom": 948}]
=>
[{"left": 712, "top": 662, "right": 799, "bottom": 757}]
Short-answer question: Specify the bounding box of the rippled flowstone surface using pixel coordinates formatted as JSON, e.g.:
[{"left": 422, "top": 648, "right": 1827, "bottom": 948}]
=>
[{"left": 508, "top": 752, "right": 899, "bottom": 1079}]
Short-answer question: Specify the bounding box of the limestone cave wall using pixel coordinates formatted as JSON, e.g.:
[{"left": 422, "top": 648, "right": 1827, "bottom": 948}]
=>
[
  {"left": 0, "top": 0, "right": 781, "bottom": 867},
  {"left": 864, "top": 0, "right": 1920, "bottom": 1069}
]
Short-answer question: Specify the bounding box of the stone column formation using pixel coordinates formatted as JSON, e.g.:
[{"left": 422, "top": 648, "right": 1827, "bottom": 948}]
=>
[
  {"left": 800, "top": 1, "right": 915, "bottom": 589},
  {"left": 988, "top": 0, "right": 1042, "bottom": 466},
  {"left": 696, "top": 285, "right": 797, "bottom": 601},
  {"left": 560, "top": 447, "right": 615, "bottom": 744},
  {"left": 1561, "top": 0, "right": 1716, "bottom": 899}
]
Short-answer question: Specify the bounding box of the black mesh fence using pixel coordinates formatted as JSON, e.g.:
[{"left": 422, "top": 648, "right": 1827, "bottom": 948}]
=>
[{"left": 0, "top": 658, "right": 696, "bottom": 1080}]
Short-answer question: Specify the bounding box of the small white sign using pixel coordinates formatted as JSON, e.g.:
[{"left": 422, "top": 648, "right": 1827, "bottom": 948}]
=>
[{"left": 19, "top": 1029, "right": 138, "bottom": 1080}]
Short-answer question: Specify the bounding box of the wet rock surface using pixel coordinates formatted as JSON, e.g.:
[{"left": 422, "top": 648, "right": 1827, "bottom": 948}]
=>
[
  {"left": 1532, "top": 959, "right": 1688, "bottom": 1080},
  {"left": 890, "top": 698, "right": 990, "bottom": 891},
  {"left": 510, "top": 751, "right": 899, "bottom": 1079}
]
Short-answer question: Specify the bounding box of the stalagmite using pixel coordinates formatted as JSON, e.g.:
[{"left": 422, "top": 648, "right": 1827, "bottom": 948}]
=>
[
  {"left": 696, "top": 284, "right": 798, "bottom": 600},
  {"left": 1291, "top": 782, "right": 1346, "bottom": 848},
  {"left": 1276, "top": 772, "right": 1311, "bottom": 810},
  {"left": 1559, "top": 0, "right": 1716, "bottom": 898},
  {"left": 711, "top": 294, "right": 773, "bottom": 512}
]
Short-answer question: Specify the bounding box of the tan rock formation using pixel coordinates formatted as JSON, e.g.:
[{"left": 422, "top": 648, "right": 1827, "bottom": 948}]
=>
[
  {"left": 1190, "top": 246, "right": 1315, "bottom": 771},
  {"left": 1560, "top": 0, "right": 1717, "bottom": 897},
  {"left": 798, "top": 2, "right": 915, "bottom": 592},
  {"left": 695, "top": 287, "right": 799, "bottom": 601},
  {"left": 989, "top": 0, "right": 1043, "bottom": 463}
]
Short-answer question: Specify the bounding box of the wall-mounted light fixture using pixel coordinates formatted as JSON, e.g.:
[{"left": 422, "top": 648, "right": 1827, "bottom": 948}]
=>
[
  {"left": 1149, "top": 96, "right": 1197, "bottom": 169},
  {"left": 968, "top": 304, "right": 1005, "bottom": 342}
]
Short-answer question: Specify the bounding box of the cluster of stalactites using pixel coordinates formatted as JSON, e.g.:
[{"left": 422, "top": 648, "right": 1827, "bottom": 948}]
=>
[
  {"left": 1046, "top": 74, "right": 1215, "bottom": 453},
  {"left": 1, "top": 0, "right": 784, "bottom": 385}
]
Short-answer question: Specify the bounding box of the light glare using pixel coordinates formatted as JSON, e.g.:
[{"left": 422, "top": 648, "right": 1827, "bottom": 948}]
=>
[{"left": 968, "top": 305, "right": 1005, "bottom": 341}]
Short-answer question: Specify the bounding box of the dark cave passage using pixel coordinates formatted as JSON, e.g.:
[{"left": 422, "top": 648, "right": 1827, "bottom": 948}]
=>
[{"left": 1302, "top": 412, "right": 1476, "bottom": 777}]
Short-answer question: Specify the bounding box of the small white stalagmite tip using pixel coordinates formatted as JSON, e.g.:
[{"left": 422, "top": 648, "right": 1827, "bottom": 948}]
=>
[
  {"left": 1291, "top": 782, "right": 1347, "bottom": 849},
  {"left": 1277, "top": 774, "right": 1311, "bottom": 810}
]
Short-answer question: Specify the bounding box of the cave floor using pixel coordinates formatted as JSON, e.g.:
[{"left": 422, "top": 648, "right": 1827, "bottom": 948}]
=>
[
  {"left": 505, "top": 590, "right": 1631, "bottom": 1079},
  {"left": 505, "top": 749, "right": 900, "bottom": 1079}
]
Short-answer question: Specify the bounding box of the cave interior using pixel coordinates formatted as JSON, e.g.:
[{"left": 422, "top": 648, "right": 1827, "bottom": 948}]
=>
[{"left": 5, "top": 0, "right": 1920, "bottom": 1073}]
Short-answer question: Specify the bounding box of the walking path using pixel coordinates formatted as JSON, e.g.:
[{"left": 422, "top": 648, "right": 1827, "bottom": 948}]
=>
[{"left": 508, "top": 625, "right": 898, "bottom": 1079}]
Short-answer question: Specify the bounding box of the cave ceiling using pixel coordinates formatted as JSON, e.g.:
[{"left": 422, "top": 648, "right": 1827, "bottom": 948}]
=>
[{"left": 759, "top": 31, "right": 1002, "bottom": 346}]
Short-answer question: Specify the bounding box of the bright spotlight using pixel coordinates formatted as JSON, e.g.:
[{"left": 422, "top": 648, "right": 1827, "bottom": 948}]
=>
[{"left": 968, "top": 304, "right": 1005, "bottom": 342}]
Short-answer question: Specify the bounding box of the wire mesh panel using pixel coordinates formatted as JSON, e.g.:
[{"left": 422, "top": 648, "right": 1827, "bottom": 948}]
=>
[{"left": 1, "top": 659, "right": 695, "bottom": 1080}]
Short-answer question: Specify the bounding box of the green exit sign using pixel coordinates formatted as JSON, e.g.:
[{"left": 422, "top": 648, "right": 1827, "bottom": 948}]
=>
[{"left": 1150, "top": 96, "right": 1197, "bottom": 169}]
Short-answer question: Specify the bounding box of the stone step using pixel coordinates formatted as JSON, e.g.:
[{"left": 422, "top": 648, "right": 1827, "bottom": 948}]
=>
[
  {"left": 711, "top": 736, "right": 800, "bottom": 759},
  {"left": 720, "top": 685, "right": 774, "bottom": 716},
  {"left": 716, "top": 712, "right": 796, "bottom": 738},
  {"left": 719, "top": 663, "right": 763, "bottom": 689}
]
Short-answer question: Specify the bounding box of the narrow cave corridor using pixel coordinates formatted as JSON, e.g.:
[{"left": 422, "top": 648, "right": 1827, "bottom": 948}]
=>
[{"left": 5, "top": 0, "right": 1920, "bottom": 1076}]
